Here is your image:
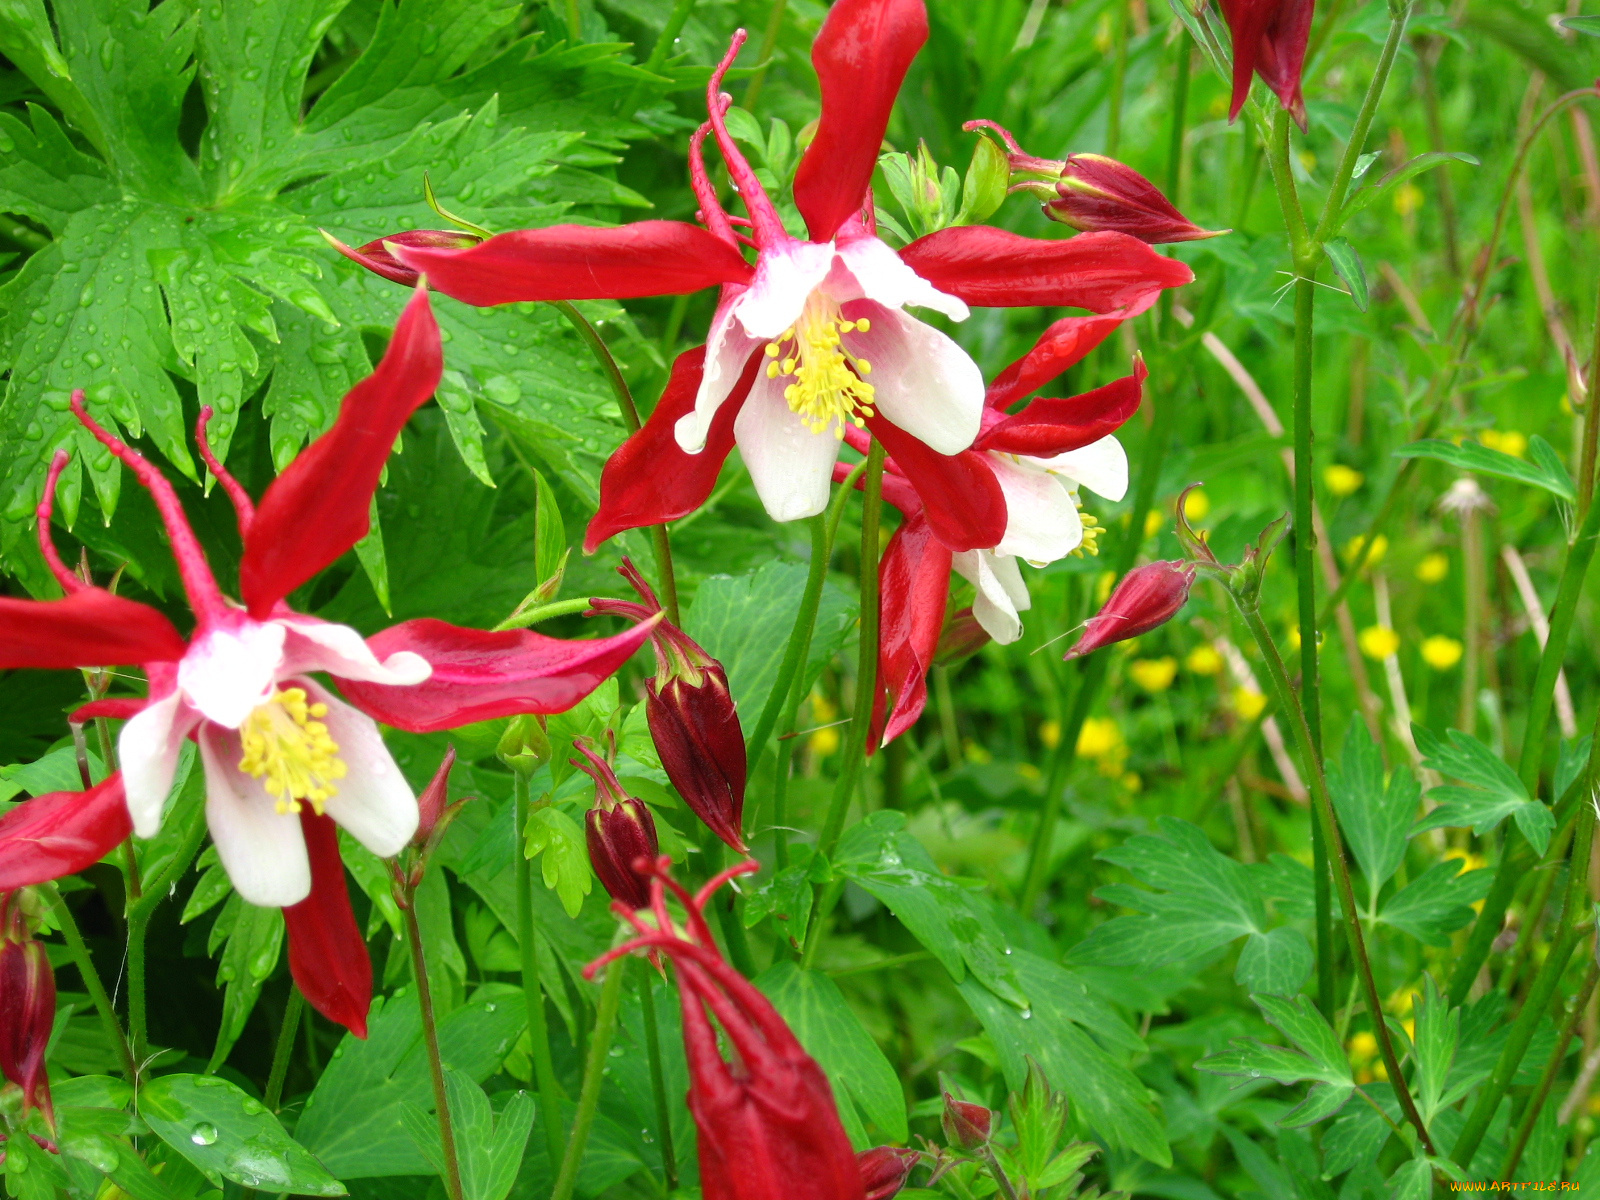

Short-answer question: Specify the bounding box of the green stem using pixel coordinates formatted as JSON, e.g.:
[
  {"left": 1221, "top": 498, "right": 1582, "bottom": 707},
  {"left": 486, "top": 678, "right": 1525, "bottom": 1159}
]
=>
[
  {"left": 638, "top": 972, "right": 677, "bottom": 1190},
  {"left": 1452, "top": 802, "right": 1596, "bottom": 1171},
  {"left": 1264, "top": 108, "right": 1313, "bottom": 263},
  {"left": 1579, "top": 274, "right": 1600, "bottom": 518},
  {"left": 551, "top": 957, "right": 628, "bottom": 1200},
  {"left": 47, "top": 883, "right": 136, "bottom": 1082},
  {"left": 265, "top": 988, "right": 306, "bottom": 1112},
  {"left": 494, "top": 596, "right": 601, "bottom": 632},
  {"left": 1104, "top": 0, "right": 1130, "bottom": 157},
  {"left": 1501, "top": 956, "right": 1600, "bottom": 1178},
  {"left": 127, "top": 909, "right": 149, "bottom": 1066},
  {"left": 565, "top": 0, "right": 583, "bottom": 41},
  {"left": 816, "top": 442, "right": 886, "bottom": 859},
  {"left": 1165, "top": 36, "right": 1191, "bottom": 200},
  {"left": 516, "top": 774, "right": 567, "bottom": 1169},
  {"left": 1236, "top": 600, "right": 1436, "bottom": 1155},
  {"left": 403, "top": 892, "right": 465, "bottom": 1200},
  {"left": 742, "top": 0, "right": 789, "bottom": 111}
]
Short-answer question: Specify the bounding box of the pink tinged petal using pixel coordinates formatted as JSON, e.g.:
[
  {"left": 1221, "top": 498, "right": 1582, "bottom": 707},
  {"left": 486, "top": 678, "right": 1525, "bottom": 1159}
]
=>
[
  {"left": 240, "top": 286, "right": 443, "bottom": 617},
  {"left": 844, "top": 301, "right": 984, "bottom": 455},
  {"left": 198, "top": 723, "right": 312, "bottom": 907},
  {"left": 1038, "top": 434, "right": 1129, "bottom": 502},
  {"left": 898, "top": 226, "right": 1194, "bottom": 311},
  {"left": 833, "top": 457, "right": 921, "bottom": 516},
  {"left": 834, "top": 235, "right": 968, "bottom": 320},
  {"left": 680, "top": 288, "right": 763, "bottom": 453},
  {"left": 277, "top": 618, "right": 431, "bottom": 686},
  {"left": 119, "top": 691, "right": 200, "bottom": 838},
  {"left": 875, "top": 513, "right": 951, "bottom": 748},
  {"left": 391, "top": 222, "right": 754, "bottom": 305},
  {"left": 792, "top": 0, "right": 929, "bottom": 243},
  {"left": 732, "top": 373, "right": 840, "bottom": 522},
  {"left": 953, "top": 550, "right": 1029, "bottom": 645},
  {"left": 978, "top": 364, "right": 1145, "bottom": 457},
  {"left": 336, "top": 617, "right": 660, "bottom": 733},
  {"left": 302, "top": 680, "right": 418, "bottom": 859},
  {"left": 73, "top": 698, "right": 148, "bottom": 722},
  {"left": 0, "top": 774, "right": 131, "bottom": 890},
  {"left": 986, "top": 314, "right": 1136, "bottom": 409},
  {"left": 866, "top": 416, "right": 1007, "bottom": 552},
  {"left": 0, "top": 590, "right": 189, "bottom": 670},
  {"left": 732, "top": 240, "right": 836, "bottom": 339},
  {"left": 284, "top": 811, "right": 372, "bottom": 1037},
  {"left": 178, "top": 619, "right": 286, "bottom": 728},
  {"left": 987, "top": 457, "right": 1083, "bottom": 563}
]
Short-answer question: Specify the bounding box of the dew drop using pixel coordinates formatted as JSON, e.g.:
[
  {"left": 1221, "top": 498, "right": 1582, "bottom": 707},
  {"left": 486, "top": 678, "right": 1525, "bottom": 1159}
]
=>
[
  {"left": 484, "top": 1002, "right": 497, "bottom": 1013},
  {"left": 190, "top": 1123, "right": 218, "bottom": 1146},
  {"left": 1019, "top": 1008, "right": 1032, "bottom": 1020}
]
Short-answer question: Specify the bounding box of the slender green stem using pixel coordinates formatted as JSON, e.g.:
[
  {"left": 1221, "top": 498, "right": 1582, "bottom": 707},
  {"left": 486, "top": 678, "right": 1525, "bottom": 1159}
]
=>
[
  {"left": 47, "top": 883, "right": 136, "bottom": 1081},
  {"left": 1579, "top": 274, "right": 1600, "bottom": 518},
  {"left": 494, "top": 596, "right": 601, "bottom": 632},
  {"left": 1104, "top": 0, "right": 1130, "bottom": 157},
  {"left": 1165, "top": 36, "right": 1191, "bottom": 200},
  {"left": 551, "top": 958, "right": 628, "bottom": 1200},
  {"left": 816, "top": 442, "right": 886, "bottom": 859},
  {"left": 1236, "top": 600, "right": 1436, "bottom": 1155},
  {"left": 404, "top": 893, "right": 465, "bottom": 1200},
  {"left": 265, "top": 988, "right": 306, "bottom": 1112},
  {"left": 0, "top": 213, "right": 48, "bottom": 252},
  {"left": 565, "top": 0, "right": 583, "bottom": 41},
  {"left": 127, "top": 909, "right": 149, "bottom": 1066},
  {"left": 1264, "top": 108, "right": 1313, "bottom": 263},
  {"left": 623, "top": 0, "right": 699, "bottom": 113},
  {"left": 638, "top": 972, "right": 677, "bottom": 1190},
  {"left": 1501, "top": 956, "right": 1600, "bottom": 1178},
  {"left": 742, "top": 0, "right": 789, "bottom": 111},
  {"left": 1289, "top": 275, "right": 1321, "bottom": 756},
  {"left": 1453, "top": 802, "right": 1596, "bottom": 1171},
  {"left": 516, "top": 774, "right": 567, "bottom": 1168}
]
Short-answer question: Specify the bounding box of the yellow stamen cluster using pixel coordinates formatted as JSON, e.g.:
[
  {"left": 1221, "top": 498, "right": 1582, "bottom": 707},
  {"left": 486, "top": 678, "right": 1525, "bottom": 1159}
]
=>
[
  {"left": 1071, "top": 500, "right": 1104, "bottom": 559},
  {"left": 238, "top": 687, "right": 346, "bottom": 816},
  {"left": 764, "top": 295, "right": 875, "bottom": 438}
]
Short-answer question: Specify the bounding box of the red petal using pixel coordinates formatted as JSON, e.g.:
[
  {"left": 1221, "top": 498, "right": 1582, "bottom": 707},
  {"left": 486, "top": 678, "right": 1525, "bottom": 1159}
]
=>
[
  {"left": 867, "top": 418, "right": 1006, "bottom": 553},
  {"left": 792, "top": 0, "right": 928, "bottom": 243},
  {"left": 284, "top": 812, "right": 372, "bottom": 1038},
  {"left": 0, "top": 590, "right": 188, "bottom": 669},
  {"left": 898, "top": 226, "right": 1193, "bottom": 312},
  {"left": 0, "top": 774, "right": 131, "bottom": 890},
  {"left": 985, "top": 313, "right": 1130, "bottom": 409},
  {"left": 977, "top": 363, "right": 1145, "bottom": 457},
  {"left": 584, "top": 346, "right": 756, "bottom": 552},
  {"left": 240, "top": 286, "right": 443, "bottom": 617},
  {"left": 875, "top": 514, "right": 951, "bottom": 749},
  {"left": 1251, "top": 0, "right": 1313, "bottom": 128},
  {"left": 336, "top": 617, "right": 658, "bottom": 733},
  {"left": 832, "top": 458, "right": 922, "bottom": 516},
  {"left": 391, "top": 222, "right": 754, "bottom": 306},
  {"left": 71, "top": 698, "right": 149, "bottom": 722}
]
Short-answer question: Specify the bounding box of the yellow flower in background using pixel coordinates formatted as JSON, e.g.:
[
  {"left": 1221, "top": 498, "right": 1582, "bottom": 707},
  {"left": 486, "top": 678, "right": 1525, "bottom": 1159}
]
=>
[
  {"left": 1017, "top": 762, "right": 1041, "bottom": 781},
  {"left": 1183, "top": 489, "right": 1210, "bottom": 521},
  {"left": 964, "top": 740, "right": 993, "bottom": 765},
  {"left": 1288, "top": 625, "right": 1302, "bottom": 651},
  {"left": 808, "top": 694, "right": 840, "bottom": 756},
  {"left": 1093, "top": 11, "right": 1113, "bottom": 51},
  {"left": 1298, "top": 151, "right": 1317, "bottom": 172},
  {"left": 1144, "top": 509, "right": 1162, "bottom": 538},
  {"left": 1421, "top": 635, "right": 1463, "bottom": 670},
  {"left": 1121, "top": 772, "right": 1142, "bottom": 793},
  {"left": 1415, "top": 552, "right": 1449, "bottom": 583},
  {"left": 1344, "top": 533, "right": 1387, "bottom": 568},
  {"left": 1130, "top": 657, "right": 1178, "bottom": 693},
  {"left": 1095, "top": 570, "right": 1116, "bottom": 604},
  {"left": 1233, "top": 688, "right": 1268, "bottom": 720},
  {"left": 1348, "top": 1031, "right": 1379, "bottom": 1063},
  {"left": 1323, "top": 464, "right": 1364, "bottom": 497},
  {"left": 1040, "top": 720, "right": 1061, "bottom": 750},
  {"left": 1443, "top": 848, "right": 1487, "bottom": 873},
  {"left": 1359, "top": 625, "right": 1401, "bottom": 660},
  {"left": 1077, "top": 717, "right": 1122, "bottom": 759},
  {"left": 1394, "top": 182, "right": 1424, "bottom": 216},
  {"left": 1480, "top": 429, "right": 1528, "bottom": 458},
  {"left": 1186, "top": 645, "right": 1224, "bottom": 675}
]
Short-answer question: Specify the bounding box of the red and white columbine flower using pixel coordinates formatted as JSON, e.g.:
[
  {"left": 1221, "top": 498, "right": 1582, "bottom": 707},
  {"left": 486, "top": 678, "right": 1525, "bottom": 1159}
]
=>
[
  {"left": 0, "top": 287, "right": 654, "bottom": 1033},
  {"left": 389, "top": 0, "right": 1191, "bottom": 556}
]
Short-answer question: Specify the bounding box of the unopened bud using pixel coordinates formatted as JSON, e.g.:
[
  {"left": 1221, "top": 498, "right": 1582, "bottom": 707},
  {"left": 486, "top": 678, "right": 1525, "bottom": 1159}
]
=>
[
  {"left": 497, "top": 715, "right": 551, "bottom": 776},
  {"left": 412, "top": 746, "right": 457, "bottom": 848},
  {"left": 0, "top": 893, "right": 55, "bottom": 1126},
  {"left": 571, "top": 740, "right": 660, "bottom": 910},
  {"left": 857, "top": 1147, "right": 919, "bottom": 1200},
  {"left": 649, "top": 666, "right": 746, "bottom": 853},
  {"left": 934, "top": 607, "right": 991, "bottom": 667},
  {"left": 941, "top": 1092, "right": 992, "bottom": 1150},
  {"left": 1063, "top": 561, "right": 1195, "bottom": 661},
  {"left": 323, "top": 228, "right": 482, "bottom": 288}
]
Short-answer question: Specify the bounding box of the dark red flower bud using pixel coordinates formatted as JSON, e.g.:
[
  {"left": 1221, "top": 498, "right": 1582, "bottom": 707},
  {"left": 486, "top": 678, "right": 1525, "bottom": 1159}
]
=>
[
  {"left": 0, "top": 893, "right": 55, "bottom": 1126},
  {"left": 934, "top": 607, "right": 991, "bottom": 667},
  {"left": 572, "top": 740, "right": 661, "bottom": 910},
  {"left": 942, "top": 1093, "right": 992, "bottom": 1150},
  {"left": 412, "top": 745, "right": 456, "bottom": 848},
  {"left": 322, "top": 229, "right": 482, "bottom": 288},
  {"left": 1218, "top": 0, "right": 1313, "bottom": 130},
  {"left": 1063, "top": 560, "right": 1195, "bottom": 661},
  {"left": 858, "top": 1147, "right": 919, "bottom": 1200}
]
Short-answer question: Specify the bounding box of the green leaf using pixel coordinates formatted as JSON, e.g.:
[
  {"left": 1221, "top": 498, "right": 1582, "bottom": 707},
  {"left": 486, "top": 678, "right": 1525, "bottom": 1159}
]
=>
[
  {"left": 1376, "top": 858, "right": 1491, "bottom": 946},
  {"left": 1330, "top": 717, "right": 1417, "bottom": 909},
  {"left": 1413, "top": 725, "right": 1552, "bottom": 853},
  {"left": 0, "top": 106, "right": 117, "bottom": 234},
  {"left": 755, "top": 962, "right": 907, "bottom": 1145},
  {"left": 402, "top": 1070, "right": 534, "bottom": 1200},
  {"left": 354, "top": 496, "right": 392, "bottom": 616},
  {"left": 205, "top": 896, "right": 284, "bottom": 1072},
  {"left": 1198, "top": 994, "right": 1354, "bottom": 1128},
  {"left": 1557, "top": 735, "right": 1593, "bottom": 802},
  {"left": 525, "top": 805, "right": 592, "bottom": 918},
  {"left": 743, "top": 861, "right": 817, "bottom": 947},
  {"left": 1339, "top": 152, "right": 1479, "bottom": 228},
  {"left": 1561, "top": 13, "right": 1600, "bottom": 33},
  {"left": 1393, "top": 438, "right": 1576, "bottom": 502},
  {"left": 1323, "top": 237, "right": 1369, "bottom": 311},
  {"left": 1410, "top": 975, "right": 1456, "bottom": 1122},
  {"left": 139, "top": 1073, "right": 344, "bottom": 1195},
  {"left": 533, "top": 464, "right": 565, "bottom": 587},
  {"left": 1234, "top": 927, "right": 1313, "bottom": 996}
]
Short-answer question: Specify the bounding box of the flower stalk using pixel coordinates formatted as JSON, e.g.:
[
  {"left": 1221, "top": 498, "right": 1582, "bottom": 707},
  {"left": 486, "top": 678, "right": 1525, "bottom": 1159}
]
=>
[
  {"left": 515, "top": 771, "right": 567, "bottom": 1169},
  {"left": 638, "top": 971, "right": 678, "bottom": 1189},
  {"left": 550, "top": 956, "right": 628, "bottom": 1200},
  {"left": 401, "top": 886, "right": 465, "bottom": 1200},
  {"left": 46, "top": 883, "right": 135, "bottom": 1081},
  {"left": 265, "top": 987, "right": 306, "bottom": 1112}
]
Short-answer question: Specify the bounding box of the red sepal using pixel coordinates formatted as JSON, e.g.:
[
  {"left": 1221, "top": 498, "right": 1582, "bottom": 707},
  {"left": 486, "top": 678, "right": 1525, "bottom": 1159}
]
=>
[
  {"left": 240, "top": 285, "right": 443, "bottom": 617},
  {"left": 1220, "top": 0, "right": 1313, "bottom": 129},
  {"left": 872, "top": 514, "right": 951, "bottom": 750},
  {"left": 647, "top": 666, "right": 747, "bottom": 853},
  {"left": 976, "top": 364, "right": 1145, "bottom": 457},
  {"left": 898, "top": 227, "right": 1192, "bottom": 312},
  {"left": 0, "top": 590, "right": 188, "bottom": 670},
  {"left": 337, "top": 617, "right": 658, "bottom": 732},
  {"left": 985, "top": 313, "right": 1131, "bottom": 409},
  {"left": 858, "top": 1148, "right": 919, "bottom": 1200},
  {"left": 867, "top": 418, "right": 1006, "bottom": 553},
  {"left": 1063, "top": 560, "right": 1196, "bottom": 660},
  {"left": 324, "top": 229, "right": 480, "bottom": 289},
  {"left": 71, "top": 698, "right": 149, "bottom": 722},
  {"left": 283, "top": 812, "right": 372, "bottom": 1037},
  {"left": 586, "top": 798, "right": 659, "bottom": 911},
  {"left": 0, "top": 774, "right": 132, "bottom": 890},
  {"left": 793, "top": 0, "right": 929, "bottom": 243},
  {"left": 391, "top": 222, "right": 754, "bottom": 306},
  {"left": 585, "top": 346, "right": 756, "bottom": 552}
]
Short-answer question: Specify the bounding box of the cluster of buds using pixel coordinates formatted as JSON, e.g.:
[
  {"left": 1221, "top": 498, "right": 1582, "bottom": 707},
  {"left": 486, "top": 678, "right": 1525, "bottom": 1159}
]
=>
[
  {"left": 569, "top": 738, "right": 659, "bottom": 911},
  {"left": 589, "top": 560, "right": 747, "bottom": 852},
  {"left": 0, "top": 891, "right": 55, "bottom": 1131},
  {"left": 964, "top": 120, "right": 1223, "bottom": 244}
]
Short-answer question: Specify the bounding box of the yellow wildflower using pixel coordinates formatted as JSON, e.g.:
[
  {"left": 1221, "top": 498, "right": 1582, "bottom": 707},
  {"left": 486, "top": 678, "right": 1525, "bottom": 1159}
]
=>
[
  {"left": 1323, "top": 464, "right": 1364, "bottom": 497},
  {"left": 1040, "top": 719, "right": 1061, "bottom": 750},
  {"left": 1077, "top": 717, "right": 1122, "bottom": 759},
  {"left": 1344, "top": 533, "right": 1388, "bottom": 568},
  {"left": 1415, "top": 552, "right": 1449, "bottom": 584},
  {"left": 1130, "top": 657, "right": 1178, "bottom": 693},
  {"left": 1480, "top": 429, "right": 1527, "bottom": 458},
  {"left": 1183, "top": 488, "right": 1210, "bottom": 521},
  {"left": 1144, "top": 509, "right": 1162, "bottom": 538},
  {"left": 1421, "top": 635, "right": 1463, "bottom": 670},
  {"left": 1186, "top": 645, "right": 1224, "bottom": 676},
  {"left": 1233, "top": 688, "right": 1268, "bottom": 720},
  {"left": 1348, "top": 1031, "right": 1379, "bottom": 1063},
  {"left": 1394, "top": 182, "right": 1424, "bottom": 216},
  {"left": 1359, "top": 626, "right": 1400, "bottom": 661}
]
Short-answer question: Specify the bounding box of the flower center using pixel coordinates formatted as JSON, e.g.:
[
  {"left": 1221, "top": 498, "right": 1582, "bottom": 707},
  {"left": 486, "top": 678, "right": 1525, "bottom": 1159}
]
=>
[
  {"left": 238, "top": 687, "right": 346, "bottom": 816},
  {"left": 764, "top": 293, "right": 875, "bottom": 437}
]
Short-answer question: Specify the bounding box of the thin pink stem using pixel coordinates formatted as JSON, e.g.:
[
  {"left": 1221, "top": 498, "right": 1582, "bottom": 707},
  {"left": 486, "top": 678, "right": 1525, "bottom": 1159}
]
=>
[
  {"left": 195, "top": 406, "right": 255, "bottom": 539},
  {"left": 705, "top": 31, "right": 787, "bottom": 247},
  {"left": 617, "top": 557, "right": 662, "bottom": 611},
  {"left": 37, "top": 450, "right": 84, "bottom": 595}
]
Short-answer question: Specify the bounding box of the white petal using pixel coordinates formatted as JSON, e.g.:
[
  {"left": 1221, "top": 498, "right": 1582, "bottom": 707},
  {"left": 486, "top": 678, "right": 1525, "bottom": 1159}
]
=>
[
  {"left": 733, "top": 239, "right": 836, "bottom": 339},
  {"left": 678, "top": 294, "right": 763, "bottom": 454},
  {"left": 118, "top": 691, "right": 199, "bottom": 838},
  {"left": 732, "top": 371, "right": 840, "bottom": 522},
  {"left": 988, "top": 455, "right": 1083, "bottom": 564},
  {"left": 1036, "top": 435, "right": 1129, "bottom": 502},
  {"left": 845, "top": 303, "right": 984, "bottom": 455},
  {"left": 835, "top": 235, "right": 969, "bottom": 321},
  {"left": 954, "top": 550, "right": 1030, "bottom": 645},
  {"left": 178, "top": 619, "right": 285, "bottom": 729},
  {"left": 305, "top": 680, "right": 419, "bottom": 858},
  {"left": 197, "top": 724, "right": 311, "bottom": 907},
  {"left": 279, "top": 618, "right": 432, "bottom": 685}
]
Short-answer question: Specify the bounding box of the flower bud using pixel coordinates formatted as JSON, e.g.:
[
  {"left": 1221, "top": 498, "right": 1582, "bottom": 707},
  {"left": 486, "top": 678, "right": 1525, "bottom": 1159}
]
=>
[
  {"left": 323, "top": 229, "right": 482, "bottom": 288},
  {"left": 934, "top": 607, "right": 990, "bottom": 667},
  {"left": 647, "top": 663, "right": 746, "bottom": 853},
  {"left": 942, "top": 1092, "right": 992, "bottom": 1150},
  {"left": 571, "top": 740, "right": 659, "bottom": 910},
  {"left": 1062, "top": 561, "right": 1195, "bottom": 661},
  {"left": 858, "top": 1147, "right": 919, "bottom": 1200},
  {"left": 0, "top": 893, "right": 55, "bottom": 1126},
  {"left": 497, "top": 714, "right": 552, "bottom": 777},
  {"left": 412, "top": 745, "right": 457, "bottom": 849}
]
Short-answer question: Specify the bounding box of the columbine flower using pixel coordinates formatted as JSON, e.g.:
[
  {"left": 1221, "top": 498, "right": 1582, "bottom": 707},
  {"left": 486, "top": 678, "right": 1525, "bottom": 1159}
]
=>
[
  {"left": 1218, "top": 0, "right": 1314, "bottom": 129},
  {"left": 386, "top": 0, "right": 1190, "bottom": 553},
  {"left": 587, "top": 859, "right": 868, "bottom": 1200},
  {"left": 0, "top": 892, "right": 54, "bottom": 1127},
  {"left": 858, "top": 1147, "right": 919, "bottom": 1200},
  {"left": 0, "top": 287, "right": 654, "bottom": 1033},
  {"left": 570, "top": 740, "right": 659, "bottom": 912}
]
